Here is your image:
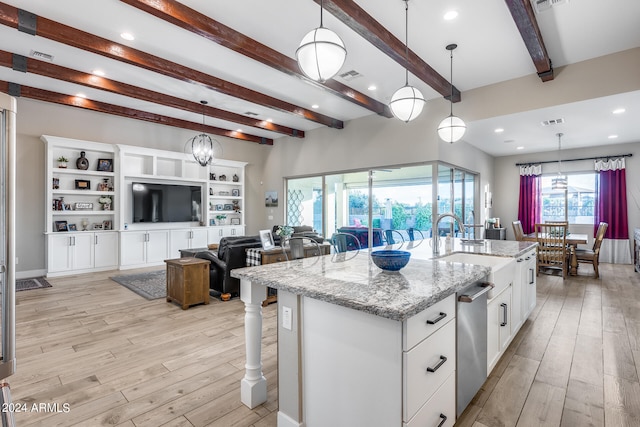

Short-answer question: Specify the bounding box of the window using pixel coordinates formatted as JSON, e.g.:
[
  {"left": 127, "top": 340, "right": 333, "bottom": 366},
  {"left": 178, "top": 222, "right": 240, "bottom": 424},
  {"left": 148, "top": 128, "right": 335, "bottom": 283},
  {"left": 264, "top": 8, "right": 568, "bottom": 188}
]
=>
[{"left": 541, "top": 172, "right": 596, "bottom": 224}]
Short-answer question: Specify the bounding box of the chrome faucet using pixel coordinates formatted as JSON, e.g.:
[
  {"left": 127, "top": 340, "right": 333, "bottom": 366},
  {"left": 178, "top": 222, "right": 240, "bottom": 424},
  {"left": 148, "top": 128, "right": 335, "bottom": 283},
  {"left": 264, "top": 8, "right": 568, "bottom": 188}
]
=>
[{"left": 433, "top": 213, "right": 466, "bottom": 254}]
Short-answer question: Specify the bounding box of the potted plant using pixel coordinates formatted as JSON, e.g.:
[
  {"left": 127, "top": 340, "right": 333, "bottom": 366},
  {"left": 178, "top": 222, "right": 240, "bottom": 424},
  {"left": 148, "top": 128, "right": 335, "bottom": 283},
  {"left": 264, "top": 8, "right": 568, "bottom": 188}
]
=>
[
  {"left": 215, "top": 214, "right": 227, "bottom": 225},
  {"left": 99, "top": 195, "right": 112, "bottom": 211},
  {"left": 57, "top": 156, "right": 69, "bottom": 168},
  {"left": 275, "top": 225, "right": 294, "bottom": 247}
]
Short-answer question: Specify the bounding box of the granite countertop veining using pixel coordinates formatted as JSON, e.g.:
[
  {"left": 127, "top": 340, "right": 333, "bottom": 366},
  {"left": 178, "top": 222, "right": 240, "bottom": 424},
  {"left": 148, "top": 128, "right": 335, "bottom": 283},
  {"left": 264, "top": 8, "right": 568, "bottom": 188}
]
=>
[{"left": 231, "top": 238, "right": 537, "bottom": 322}]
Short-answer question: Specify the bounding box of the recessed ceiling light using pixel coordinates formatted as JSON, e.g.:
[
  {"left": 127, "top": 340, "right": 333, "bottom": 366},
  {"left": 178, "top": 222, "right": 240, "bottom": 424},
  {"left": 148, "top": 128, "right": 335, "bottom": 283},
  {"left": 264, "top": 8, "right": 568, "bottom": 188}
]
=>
[
  {"left": 443, "top": 10, "right": 458, "bottom": 20},
  {"left": 91, "top": 69, "right": 105, "bottom": 76},
  {"left": 608, "top": 134, "right": 618, "bottom": 139},
  {"left": 75, "top": 93, "right": 87, "bottom": 98},
  {"left": 311, "top": 104, "right": 319, "bottom": 109},
  {"left": 368, "top": 85, "right": 377, "bottom": 91},
  {"left": 494, "top": 128, "right": 505, "bottom": 133},
  {"left": 266, "top": 118, "right": 273, "bottom": 123},
  {"left": 516, "top": 146, "right": 524, "bottom": 150},
  {"left": 236, "top": 128, "right": 243, "bottom": 132},
  {"left": 120, "top": 32, "right": 135, "bottom": 41},
  {"left": 612, "top": 108, "right": 626, "bottom": 114}
]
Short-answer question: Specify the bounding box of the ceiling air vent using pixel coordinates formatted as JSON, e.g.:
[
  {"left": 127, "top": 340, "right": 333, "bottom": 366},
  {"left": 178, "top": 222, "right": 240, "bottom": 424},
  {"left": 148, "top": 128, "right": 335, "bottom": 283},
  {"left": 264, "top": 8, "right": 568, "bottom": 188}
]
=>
[
  {"left": 531, "top": 0, "right": 570, "bottom": 13},
  {"left": 541, "top": 118, "right": 565, "bottom": 126},
  {"left": 338, "top": 70, "right": 362, "bottom": 81},
  {"left": 30, "top": 50, "right": 54, "bottom": 61},
  {"left": 244, "top": 111, "right": 259, "bottom": 116}
]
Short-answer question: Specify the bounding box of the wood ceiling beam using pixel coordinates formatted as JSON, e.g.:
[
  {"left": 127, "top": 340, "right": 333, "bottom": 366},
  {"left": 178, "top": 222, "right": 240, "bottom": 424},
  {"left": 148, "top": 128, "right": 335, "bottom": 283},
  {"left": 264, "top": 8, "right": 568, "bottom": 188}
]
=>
[
  {"left": 0, "top": 80, "right": 273, "bottom": 145},
  {"left": 0, "top": 2, "right": 343, "bottom": 129},
  {"left": 120, "top": 0, "right": 393, "bottom": 118},
  {"left": 503, "top": 0, "right": 554, "bottom": 82},
  {"left": 0, "top": 50, "right": 303, "bottom": 138},
  {"left": 317, "top": 0, "right": 461, "bottom": 102}
]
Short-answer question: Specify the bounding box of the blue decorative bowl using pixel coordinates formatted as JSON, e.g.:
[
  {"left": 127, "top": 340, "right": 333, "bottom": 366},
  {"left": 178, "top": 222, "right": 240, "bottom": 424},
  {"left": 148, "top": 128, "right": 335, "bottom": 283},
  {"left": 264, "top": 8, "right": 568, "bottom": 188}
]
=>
[{"left": 371, "top": 250, "right": 411, "bottom": 271}]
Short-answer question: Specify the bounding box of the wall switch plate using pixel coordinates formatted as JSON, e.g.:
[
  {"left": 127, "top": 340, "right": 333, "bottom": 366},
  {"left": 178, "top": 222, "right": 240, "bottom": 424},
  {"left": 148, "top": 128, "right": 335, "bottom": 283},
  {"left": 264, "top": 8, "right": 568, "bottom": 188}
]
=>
[{"left": 282, "top": 306, "right": 292, "bottom": 331}]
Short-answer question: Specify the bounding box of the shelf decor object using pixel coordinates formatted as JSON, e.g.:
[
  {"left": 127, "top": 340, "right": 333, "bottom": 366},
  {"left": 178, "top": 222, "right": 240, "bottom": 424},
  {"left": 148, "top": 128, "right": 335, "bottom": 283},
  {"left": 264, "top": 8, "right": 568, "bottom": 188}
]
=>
[
  {"left": 389, "top": 0, "right": 425, "bottom": 123},
  {"left": 296, "top": 0, "right": 346, "bottom": 82},
  {"left": 76, "top": 151, "right": 89, "bottom": 170},
  {"left": 437, "top": 43, "right": 467, "bottom": 143},
  {"left": 185, "top": 100, "right": 222, "bottom": 167}
]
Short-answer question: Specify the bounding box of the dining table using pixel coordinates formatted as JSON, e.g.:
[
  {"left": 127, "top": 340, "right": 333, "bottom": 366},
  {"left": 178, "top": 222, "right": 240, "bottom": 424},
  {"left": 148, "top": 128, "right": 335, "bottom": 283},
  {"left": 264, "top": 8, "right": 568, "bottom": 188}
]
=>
[{"left": 526, "top": 232, "right": 589, "bottom": 275}]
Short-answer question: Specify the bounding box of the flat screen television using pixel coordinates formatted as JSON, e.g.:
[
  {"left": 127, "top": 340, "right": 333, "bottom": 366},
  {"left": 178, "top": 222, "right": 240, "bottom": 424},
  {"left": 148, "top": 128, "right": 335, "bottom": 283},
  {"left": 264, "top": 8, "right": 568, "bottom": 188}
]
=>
[{"left": 132, "top": 182, "right": 202, "bottom": 223}]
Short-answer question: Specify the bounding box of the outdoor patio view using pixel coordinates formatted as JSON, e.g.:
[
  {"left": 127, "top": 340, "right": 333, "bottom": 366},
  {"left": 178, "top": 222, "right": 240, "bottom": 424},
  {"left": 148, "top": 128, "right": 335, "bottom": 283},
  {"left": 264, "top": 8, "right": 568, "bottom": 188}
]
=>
[
  {"left": 286, "top": 162, "right": 478, "bottom": 245},
  {"left": 541, "top": 172, "right": 596, "bottom": 224}
]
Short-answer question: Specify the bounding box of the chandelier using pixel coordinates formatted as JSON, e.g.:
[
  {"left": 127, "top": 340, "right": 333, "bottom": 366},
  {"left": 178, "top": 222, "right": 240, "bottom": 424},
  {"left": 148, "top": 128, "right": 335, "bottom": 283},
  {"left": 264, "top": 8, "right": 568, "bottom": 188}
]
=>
[
  {"left": 296, "top": 0, "right": 347, "bottom": 82},
  {"left": 389, "top": 0, "right": 425, "bottom": 122},
  {"left": 187, "top": 101, "right": 221, "bottom": 167},
  {"left": 552, "top": 133, "right": 567, "bottom": 190},
  {"left": 437, "top": 44, "right": 467, "bottom": 143}
]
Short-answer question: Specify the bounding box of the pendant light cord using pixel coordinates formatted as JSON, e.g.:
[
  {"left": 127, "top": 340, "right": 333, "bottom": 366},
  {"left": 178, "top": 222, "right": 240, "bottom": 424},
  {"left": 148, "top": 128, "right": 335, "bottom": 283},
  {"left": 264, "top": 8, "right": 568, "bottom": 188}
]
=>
[
  {"left": 449, "top": 48, "right": 454, "bottom": 116},
  {"left": 320, "top": 0, "right": 324, "bottom": 27},
  {"left": 557, "top": 133, "right": 563, "bottom": 174},
  {"left": 404, "top": 0, "right": 409, "bottom": 85}
]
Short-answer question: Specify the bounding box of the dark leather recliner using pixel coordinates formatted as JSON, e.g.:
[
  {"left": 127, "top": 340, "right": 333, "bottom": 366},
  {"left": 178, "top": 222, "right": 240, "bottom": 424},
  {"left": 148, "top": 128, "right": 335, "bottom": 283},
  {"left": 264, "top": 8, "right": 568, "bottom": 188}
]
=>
[{"left": 195, "top": 235, "right": 263, "bottom": 299}]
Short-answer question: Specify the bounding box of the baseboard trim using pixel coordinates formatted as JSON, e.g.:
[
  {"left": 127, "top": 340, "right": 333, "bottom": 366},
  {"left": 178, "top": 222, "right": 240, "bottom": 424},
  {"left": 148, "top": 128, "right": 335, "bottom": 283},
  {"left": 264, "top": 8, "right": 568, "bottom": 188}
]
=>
[
  {"left": 16, "top": 269, "right": 47, "bottom": 280},
  {"left": 277, "top": 411, "right": 303, "bottom": 427}
]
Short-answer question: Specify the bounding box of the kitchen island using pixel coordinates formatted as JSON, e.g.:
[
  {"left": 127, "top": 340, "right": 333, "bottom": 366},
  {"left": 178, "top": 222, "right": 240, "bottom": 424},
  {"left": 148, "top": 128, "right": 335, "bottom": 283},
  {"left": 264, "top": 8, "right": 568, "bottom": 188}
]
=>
[{"left": 231, "top": 238, "right": 537, "bottom": 426}]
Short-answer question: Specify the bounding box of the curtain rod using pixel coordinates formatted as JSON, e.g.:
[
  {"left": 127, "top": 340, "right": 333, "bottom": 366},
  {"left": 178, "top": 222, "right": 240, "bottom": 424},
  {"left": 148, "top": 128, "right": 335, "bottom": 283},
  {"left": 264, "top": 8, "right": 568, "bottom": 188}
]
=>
[{"left": 515, "top": 153, "right": 632, "bottom": 167}]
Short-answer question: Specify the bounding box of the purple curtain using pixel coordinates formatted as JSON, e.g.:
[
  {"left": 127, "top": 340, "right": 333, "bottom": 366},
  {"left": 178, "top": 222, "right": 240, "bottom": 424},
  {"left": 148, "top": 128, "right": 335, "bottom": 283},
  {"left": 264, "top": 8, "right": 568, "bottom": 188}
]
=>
[
  {"left": 595, "top": 167, "right": 628, "bottom": 239},
  {"left": 518, "top": 174, "right": 541, "bottom": 235}
]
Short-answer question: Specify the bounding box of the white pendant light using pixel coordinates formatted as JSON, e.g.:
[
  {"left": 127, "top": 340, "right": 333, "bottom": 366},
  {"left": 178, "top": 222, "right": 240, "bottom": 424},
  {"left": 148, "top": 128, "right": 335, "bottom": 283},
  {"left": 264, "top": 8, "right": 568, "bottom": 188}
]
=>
[
  {"left": 438, "top": 44, "right": 466, "bottom": 143},
  {"left": 389, "top": 0, "right": 425, "bottom": 123},
  {"left": 296, "top": 0, "right": 346, "bottom": 82},
  {"left": 186, "top": 101, "right": 222, "bottom": 167},
  {"left": 552, "top": 132, "right": 567, "bottom": 190}
]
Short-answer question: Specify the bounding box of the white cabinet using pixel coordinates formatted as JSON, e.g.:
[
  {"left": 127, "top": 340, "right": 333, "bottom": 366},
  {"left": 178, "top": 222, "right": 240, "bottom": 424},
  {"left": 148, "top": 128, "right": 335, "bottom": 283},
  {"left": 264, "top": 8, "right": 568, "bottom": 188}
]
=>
[
  {"left": 488, "top": 285, "right": 512, "bottom": 373},
  {"left": 47, "top": 231, "right": 118, "bottom": 276},
  {"left": 42, "top": 135, "right": 119, "bottom": 276},
  {"left": 169, "top": 228, "right": 209, "bottom": 257},
  {"left": 513, "top": 248, "right": 537, "bottom": 333},
  {"left": 94, "top": 232, "right": 119, "bottom": 269},
  {"left": 208, "top": 225, "right": 245, "bottom": 243},
  {"left": 120, "top": 230, "right": 169, "bottom": 267}
]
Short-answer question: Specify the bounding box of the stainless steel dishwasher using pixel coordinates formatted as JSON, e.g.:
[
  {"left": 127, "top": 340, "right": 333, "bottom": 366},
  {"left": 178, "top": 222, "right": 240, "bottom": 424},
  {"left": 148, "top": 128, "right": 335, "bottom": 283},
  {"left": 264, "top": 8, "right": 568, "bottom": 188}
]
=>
[{"left": 457, "top": 280, "right": 494, "bottom": 416}]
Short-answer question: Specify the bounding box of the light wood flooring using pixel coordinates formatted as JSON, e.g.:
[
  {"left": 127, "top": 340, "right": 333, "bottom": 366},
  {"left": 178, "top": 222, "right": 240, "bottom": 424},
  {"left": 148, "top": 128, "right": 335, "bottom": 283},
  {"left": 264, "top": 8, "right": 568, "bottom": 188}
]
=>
[{"left": 8, "top": 263, "right": 640, "bottom": 426}]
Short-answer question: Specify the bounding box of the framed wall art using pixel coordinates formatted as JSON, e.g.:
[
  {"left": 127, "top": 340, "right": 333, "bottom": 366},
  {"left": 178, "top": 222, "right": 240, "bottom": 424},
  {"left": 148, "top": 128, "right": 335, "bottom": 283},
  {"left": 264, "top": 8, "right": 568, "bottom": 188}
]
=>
[{"left": 97, "top": 158, "right": 113, "bottom": 172}]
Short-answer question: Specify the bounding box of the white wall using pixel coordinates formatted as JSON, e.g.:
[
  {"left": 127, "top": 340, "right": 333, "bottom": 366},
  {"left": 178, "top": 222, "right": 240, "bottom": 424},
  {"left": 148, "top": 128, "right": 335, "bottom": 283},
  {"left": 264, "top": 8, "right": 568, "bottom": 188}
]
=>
[{"left": 493, "top": 141, "right": 640, "bottom": 251}]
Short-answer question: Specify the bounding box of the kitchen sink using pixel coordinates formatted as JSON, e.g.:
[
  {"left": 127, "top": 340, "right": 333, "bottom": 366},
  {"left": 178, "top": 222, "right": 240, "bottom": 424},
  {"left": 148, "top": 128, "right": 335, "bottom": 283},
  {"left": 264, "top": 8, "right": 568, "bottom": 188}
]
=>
[{"left": 438, "top": 253, "right": 516, "bottom": 296}]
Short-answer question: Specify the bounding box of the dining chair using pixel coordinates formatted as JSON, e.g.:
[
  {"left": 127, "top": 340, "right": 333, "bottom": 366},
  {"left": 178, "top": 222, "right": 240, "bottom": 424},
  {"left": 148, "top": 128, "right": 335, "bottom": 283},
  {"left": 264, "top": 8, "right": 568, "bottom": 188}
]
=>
[
  {"left": 407, "top": 228, "right": 424, "bottom": 241},
  {"left": 283, "top": 236, "right": 322, "bottom": 261},
  {"left": 330, "top": 232, "right": 361, "bottom": 254},
  {"left": 513, "top": 220, "right": 540, "bottom": 242},
  {"left": 383, "top": 229, "right": 405, "bottom": 247},
  {"left": 574, "top": 222, "right": 608, "bottom": 278},
  {"left": 535, "top": 222, "right": 569, "bottom": 279}
]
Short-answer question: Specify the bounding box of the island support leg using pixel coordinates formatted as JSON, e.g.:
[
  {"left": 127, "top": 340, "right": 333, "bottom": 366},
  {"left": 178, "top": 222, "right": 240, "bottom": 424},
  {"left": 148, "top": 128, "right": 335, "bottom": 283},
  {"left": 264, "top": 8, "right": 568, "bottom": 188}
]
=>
[{"left": 240, "top": 279, "right": 267, "bottom": 409}]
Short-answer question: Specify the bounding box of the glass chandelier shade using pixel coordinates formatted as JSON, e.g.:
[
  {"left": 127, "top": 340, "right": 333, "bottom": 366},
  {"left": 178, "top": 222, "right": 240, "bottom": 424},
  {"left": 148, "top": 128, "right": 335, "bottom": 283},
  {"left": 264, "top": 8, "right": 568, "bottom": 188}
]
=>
[
  {"left": 389, "top": 0, "right": 425, "bottom": 123},
  {"left": 437, "top": 114, "right": 466, "bottom": 143},
  {"left": 390, "top": 84, "right": 425, "bottom": 122},
  {"left": 551, "top": 132, "right": 567, "bottom": 190},
  {"left": 296, "top": 0, "right": 346, "bottom": 82},
  {"left": 439, "top": 44, "right": 466, "bottom": 143},
  {"left": 297, "top": 27, "right": 346, "bottom": 82}
]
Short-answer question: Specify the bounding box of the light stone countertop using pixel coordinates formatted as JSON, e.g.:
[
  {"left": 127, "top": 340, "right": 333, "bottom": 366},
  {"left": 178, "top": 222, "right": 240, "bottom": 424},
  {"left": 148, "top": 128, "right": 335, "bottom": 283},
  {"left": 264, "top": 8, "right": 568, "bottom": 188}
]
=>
[{"left": 231, "top": 238, "right": 538, "bottom": 321}]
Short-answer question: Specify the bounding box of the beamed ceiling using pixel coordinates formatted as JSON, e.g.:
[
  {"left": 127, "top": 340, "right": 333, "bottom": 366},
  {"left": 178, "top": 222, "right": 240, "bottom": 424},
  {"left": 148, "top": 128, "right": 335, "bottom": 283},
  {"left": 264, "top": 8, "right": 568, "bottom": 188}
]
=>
[{"left": 0, "top": 0, "right": 639, "bottom": 156}]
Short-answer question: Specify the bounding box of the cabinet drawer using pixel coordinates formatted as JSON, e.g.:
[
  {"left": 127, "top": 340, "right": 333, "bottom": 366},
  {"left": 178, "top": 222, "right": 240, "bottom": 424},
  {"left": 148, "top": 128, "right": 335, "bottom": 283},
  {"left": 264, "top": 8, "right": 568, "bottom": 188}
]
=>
[
  {"left": 403, "top": 294, "right": 455, "bottom": 351},
  {"left": 404, "top": 370, "right": 455, "bottom": 427},
  {"left": 403, "top": 319, "right": 456, "bottom": 421}
]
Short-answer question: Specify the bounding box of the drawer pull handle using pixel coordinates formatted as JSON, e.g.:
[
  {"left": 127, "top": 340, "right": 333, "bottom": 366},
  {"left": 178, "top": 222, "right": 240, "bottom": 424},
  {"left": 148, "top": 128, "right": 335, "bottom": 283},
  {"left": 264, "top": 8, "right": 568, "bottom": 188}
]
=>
[
  {"left": 437, "top": 413, "right": 447, "bottom": 427},
  {"left": 426, "top": 355, "right": 447, "bottom": 373},
  {"left": 500, "top": 303, "right": 508, "bottom": 327},
  {"left": 426, "top": 312, "right": 447, "bottom": 325}
]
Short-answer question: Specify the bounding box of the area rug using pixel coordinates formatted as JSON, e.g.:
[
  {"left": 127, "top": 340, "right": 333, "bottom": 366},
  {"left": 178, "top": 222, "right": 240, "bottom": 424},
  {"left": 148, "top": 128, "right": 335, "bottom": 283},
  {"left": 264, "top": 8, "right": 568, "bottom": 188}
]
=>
[
  {"left": 110, "top": 270, "right": 166, "bottom": 300},
  {"left": 15, "top": 277, "right": 52, "bottom": 291}
]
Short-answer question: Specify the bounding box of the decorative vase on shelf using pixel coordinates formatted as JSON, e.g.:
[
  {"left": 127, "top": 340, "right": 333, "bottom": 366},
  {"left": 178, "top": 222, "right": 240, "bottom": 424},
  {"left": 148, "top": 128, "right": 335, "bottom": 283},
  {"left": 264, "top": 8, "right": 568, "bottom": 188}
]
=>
[{"left": 76, "top": 151, "right": 89, "bottom": 170}]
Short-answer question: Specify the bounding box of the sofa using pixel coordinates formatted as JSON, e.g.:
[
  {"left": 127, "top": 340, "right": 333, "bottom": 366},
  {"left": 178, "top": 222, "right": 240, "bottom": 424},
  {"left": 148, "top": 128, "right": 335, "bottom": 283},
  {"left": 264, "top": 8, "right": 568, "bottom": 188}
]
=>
[
  {"left": 272, "top": 225, "right": 324, "bottom": 243},
  {"left": 195, "top": 235, "right": 264, "bottom": 299}
]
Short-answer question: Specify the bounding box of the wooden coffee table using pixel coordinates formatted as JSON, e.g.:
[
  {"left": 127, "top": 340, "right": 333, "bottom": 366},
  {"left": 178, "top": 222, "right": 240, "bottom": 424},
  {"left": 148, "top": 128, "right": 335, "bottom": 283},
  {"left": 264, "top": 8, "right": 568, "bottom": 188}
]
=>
[{"left": 164, "top": 257, "right": 210, "bottom": 309}]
